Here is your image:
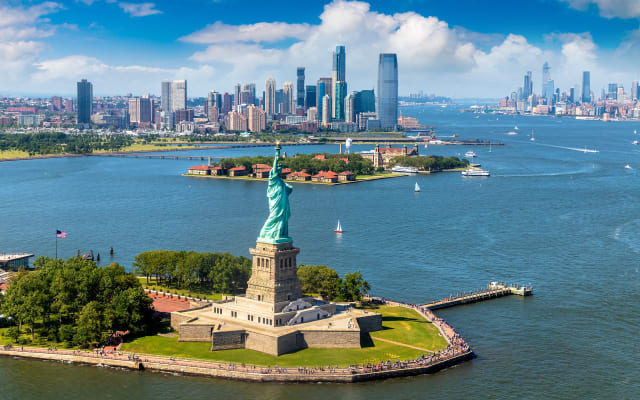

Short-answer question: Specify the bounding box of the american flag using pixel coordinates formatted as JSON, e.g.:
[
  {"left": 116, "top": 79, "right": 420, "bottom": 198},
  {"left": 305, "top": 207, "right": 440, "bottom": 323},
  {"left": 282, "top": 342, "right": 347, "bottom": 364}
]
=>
[{"left": 56, "top": 230, "right": 67, "bottom": 239}]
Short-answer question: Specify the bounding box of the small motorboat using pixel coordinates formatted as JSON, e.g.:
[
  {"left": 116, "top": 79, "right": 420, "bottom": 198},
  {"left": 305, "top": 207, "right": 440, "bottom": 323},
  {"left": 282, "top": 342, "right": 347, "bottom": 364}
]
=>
[{"left": 625, "top": 164, "right": 632, "bottom": 169}]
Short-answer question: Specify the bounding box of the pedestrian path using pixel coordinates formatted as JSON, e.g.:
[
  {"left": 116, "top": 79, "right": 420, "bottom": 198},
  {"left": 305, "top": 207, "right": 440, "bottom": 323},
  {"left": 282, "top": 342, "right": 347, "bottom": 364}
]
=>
[{"left": 369, "top": 336, "right": 435, "bottom": 352}]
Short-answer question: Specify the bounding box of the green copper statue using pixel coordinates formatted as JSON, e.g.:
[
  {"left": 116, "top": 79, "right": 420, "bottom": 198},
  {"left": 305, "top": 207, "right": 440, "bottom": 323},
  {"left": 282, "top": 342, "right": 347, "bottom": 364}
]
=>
[{"left": 258, "top": 143, "right": 293, "bottom": 244}]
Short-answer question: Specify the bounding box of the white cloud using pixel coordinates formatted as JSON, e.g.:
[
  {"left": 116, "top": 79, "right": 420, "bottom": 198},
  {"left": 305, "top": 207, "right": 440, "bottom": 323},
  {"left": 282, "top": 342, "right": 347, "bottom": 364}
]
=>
[
  {"left": 561, "top": 0, "right": 640, "bottom": 18},
  {"left": 29, "top": 55, "right": 216, "bottom": 95},
  {"left": 181, "top": 21, "right": 312, "bottom": 44},
  {"left": 4, "top": 0, "right": 640, "bottom": 97},
  {"left": 118, "top": 2, "right": 162, "bottom": 17}
]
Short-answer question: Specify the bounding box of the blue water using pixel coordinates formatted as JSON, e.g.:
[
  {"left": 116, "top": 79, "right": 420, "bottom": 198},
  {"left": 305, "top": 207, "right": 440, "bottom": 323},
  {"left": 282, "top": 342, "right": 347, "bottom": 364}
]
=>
[{"left": 1, "top": 106, "right": 639, "bottom": 399}]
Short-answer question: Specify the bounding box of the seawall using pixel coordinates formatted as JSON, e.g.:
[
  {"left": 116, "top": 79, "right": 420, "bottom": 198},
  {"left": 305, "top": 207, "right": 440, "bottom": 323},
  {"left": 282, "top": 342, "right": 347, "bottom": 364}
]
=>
[{"left": 0, "top": 346, "right": 471, "bottom": 383}]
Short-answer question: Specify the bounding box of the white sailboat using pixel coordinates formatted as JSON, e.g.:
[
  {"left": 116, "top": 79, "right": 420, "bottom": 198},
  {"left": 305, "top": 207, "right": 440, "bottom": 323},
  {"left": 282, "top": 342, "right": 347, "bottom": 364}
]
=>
[
  {"left": 415, "top": 182, "right": 421, "bottom": 192},
  {"left": 530, "top": 129, "right": 535, "bottom": 142},
  {"left": 334, "top": 220, "right": 342, "bottom": 233},
  {"left": 489, "top": 142, "right": 492, "bottom": 153}
]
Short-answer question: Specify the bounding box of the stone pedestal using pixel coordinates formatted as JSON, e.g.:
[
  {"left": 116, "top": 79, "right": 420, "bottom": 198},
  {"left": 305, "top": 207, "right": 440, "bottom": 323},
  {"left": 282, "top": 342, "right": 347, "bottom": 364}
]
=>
[{"left": 246, "top": 240, "right": 302, "bottom": 304}]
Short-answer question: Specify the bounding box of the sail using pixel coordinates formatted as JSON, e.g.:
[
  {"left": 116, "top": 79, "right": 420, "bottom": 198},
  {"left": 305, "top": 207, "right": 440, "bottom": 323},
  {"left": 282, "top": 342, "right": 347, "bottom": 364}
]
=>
[{"left": 415, "top": 182, "right": 420, "bottom": 192}]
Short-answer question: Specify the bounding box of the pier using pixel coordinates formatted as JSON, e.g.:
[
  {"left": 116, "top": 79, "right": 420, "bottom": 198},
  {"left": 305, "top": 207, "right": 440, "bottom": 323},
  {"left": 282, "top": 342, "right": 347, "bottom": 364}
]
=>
[{"left": 423, "top": 282, "right": 533, "bottom": 311}]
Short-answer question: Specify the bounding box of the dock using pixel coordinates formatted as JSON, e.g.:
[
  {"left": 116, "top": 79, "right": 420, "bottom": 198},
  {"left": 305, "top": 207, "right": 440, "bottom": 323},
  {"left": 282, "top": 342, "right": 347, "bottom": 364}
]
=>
[{"left": 423, "top": 282, "right": 533, "bottom": 310}]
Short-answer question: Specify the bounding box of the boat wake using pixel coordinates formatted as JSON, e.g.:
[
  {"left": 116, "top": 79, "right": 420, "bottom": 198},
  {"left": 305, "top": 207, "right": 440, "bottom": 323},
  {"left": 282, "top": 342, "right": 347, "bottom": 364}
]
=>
[
  {"left": 492, "top": 165, "right": 598, "bottom": 178},
  {"left": 532, "top": 142, "right": 599, "bottom": 153},
  {"left": 612, "top": 219, "right": 640, "bottom": 254}
]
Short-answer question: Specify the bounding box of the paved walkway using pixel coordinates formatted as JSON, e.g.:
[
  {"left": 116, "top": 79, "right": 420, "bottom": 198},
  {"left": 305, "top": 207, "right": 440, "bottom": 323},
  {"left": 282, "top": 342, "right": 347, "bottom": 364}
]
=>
[{"left": 369, "top": 336, "right": 435, "bottom": 352}]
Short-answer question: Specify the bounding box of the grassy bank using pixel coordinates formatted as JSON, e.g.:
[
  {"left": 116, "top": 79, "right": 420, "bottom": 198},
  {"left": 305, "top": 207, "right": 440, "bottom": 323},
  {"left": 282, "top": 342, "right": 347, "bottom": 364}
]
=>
[
  {"left": 121, "top": 306, "right": 447, "bottom": 367},
  {"left": 0, "top": 150, "right": 33, "bottom": 160}
]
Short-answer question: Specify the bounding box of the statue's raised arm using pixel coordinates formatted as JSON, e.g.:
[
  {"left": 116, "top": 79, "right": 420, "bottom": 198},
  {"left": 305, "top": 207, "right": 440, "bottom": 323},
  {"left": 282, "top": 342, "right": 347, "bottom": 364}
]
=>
[{"left": 258, "top": 143, "right": 293, "bottom": 244}]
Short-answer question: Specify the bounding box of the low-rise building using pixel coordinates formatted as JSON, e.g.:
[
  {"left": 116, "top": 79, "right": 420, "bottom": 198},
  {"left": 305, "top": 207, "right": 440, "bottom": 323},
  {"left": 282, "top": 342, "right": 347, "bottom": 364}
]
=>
[
  {"left": 287, "top": 171, "right": 311, "bottom": 181},
  {"left": 188, "top": 165, "right": 211, "bottom": 175},
  {"left": 229, "top": 166, "right": 247, "bottom": 176},
  {"left": 210, "top": 166, "right": 227, "bottom": 176},
  {"left": 338, "top": 171, "right": 355, "bottom": 181},
  {"left": 312, "top": 171, "right": 338, "bottom": 183}
]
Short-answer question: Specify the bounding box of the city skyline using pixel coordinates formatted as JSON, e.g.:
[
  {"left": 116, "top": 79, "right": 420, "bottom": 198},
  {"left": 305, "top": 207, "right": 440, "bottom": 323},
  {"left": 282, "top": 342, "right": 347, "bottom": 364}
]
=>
[{"left": 2, "top": 0, "right": 640, "bottom": 97}]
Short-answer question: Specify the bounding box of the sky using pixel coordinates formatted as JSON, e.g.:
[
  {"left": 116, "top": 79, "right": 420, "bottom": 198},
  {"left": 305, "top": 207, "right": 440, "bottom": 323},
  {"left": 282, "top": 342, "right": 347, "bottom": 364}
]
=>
[{"left": 2, "top": 0, "right": 640, "bottom": 98}]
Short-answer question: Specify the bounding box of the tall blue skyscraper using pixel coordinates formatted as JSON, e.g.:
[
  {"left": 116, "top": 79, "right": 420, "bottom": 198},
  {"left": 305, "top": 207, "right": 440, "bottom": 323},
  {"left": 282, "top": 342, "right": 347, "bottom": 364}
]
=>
[
  {"left": 296, "top": 67, "right": 305, "bottom": 109},
  {"left": 77, "top": 79, "right": 93, "bottom": 127},
  {"left": 332, "top": 45, "right": 346, "bottom": 118},
  {"left": 305, "top": 85, "right": 316, "bottom": 109},
  {"left": 523, "top": 71, "right": 533, "bottom": 98},
  {"left": 377, "top": 53, "right": 398, "bottom": 130},
  {"left": 582, "top": 71, "right": 591, "bottom": 103},
  {"left": 316, "top": 78, "right": 331, "bottom": 119},
  {"left": 334, "top": 81, "right": 347, "bottom": 121}
]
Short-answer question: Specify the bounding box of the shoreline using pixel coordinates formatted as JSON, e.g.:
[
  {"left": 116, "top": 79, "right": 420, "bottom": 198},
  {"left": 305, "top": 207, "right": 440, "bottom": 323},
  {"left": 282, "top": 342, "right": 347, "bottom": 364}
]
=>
[
  {"left": 183, "top": 173, "right": 405, "bottom": 185},
  {"left": 0, "top": 142, "right": 317, "bottom": 163},
  {"left": 0, "top": 301, "right": 472, "bottom": 383}
]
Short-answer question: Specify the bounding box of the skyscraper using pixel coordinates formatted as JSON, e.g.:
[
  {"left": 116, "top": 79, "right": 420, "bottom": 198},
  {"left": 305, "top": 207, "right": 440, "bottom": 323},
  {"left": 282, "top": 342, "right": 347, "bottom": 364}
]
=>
[
  {"left": 296, "top": 67, "right": 305, "bottom": 110},
  {"left": 77, "top": 79, "right": 93, "bottom": 127},
  {"left": 354, "top": 90, "right": 375, "bottom": 114},
  {"left": 332, "top": 45, "right": 346, "bottom": 118},
  {"left": 283, "top": 81, "right": 295, "bottom": 114},
  {"left": 234, "top": 83, "right": 241, "bottom": 106},
  {"left": 161, "top": 80, "right": 171, "bottom": 112},
  {"left": 322, "top": 94, "right": 332, "bottom": 127},
  {"left": 305, "top": 85, "right": 316, "bottom": 110},
  {"left": 607, "top": 83, "right": 618, "bottom": 100},
  {"left": 265, "top": 77, "right": 276, "bottom": 115},
  {"left": 170, "top": 80, "right": 187, "bottom": 112},
  {"left": 376, "top": 53, "right": 398, "bottom": 130},
  {"left": 334, "top": 81, "right": 347, "bottom": 121},
  {"left": 222, "top": 93, "right": 232, "bottom": 113},
  {"left": 542, "top": 62, "right": 550, "bottom": 97},
  {"left": 523, "top": 71, "right": 533, "bottom": 98},
  {"left": 344, "top": 92, "right": 356, "bottom": 123},
  {"left": 582, "top": 71, "right": 591, "bottom": 103},
  {"left": 316, "top": 78, "right": 331, "bottom": 118},
  {"left": 128, "top": 96, "right": 153, "bottom": 124}
]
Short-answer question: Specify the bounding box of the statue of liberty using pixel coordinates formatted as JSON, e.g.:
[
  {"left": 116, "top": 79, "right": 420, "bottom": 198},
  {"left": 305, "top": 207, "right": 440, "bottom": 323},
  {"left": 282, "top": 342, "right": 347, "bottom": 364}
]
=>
[{"left": 258, "top": 143, "right": 293, "bottom": 243}]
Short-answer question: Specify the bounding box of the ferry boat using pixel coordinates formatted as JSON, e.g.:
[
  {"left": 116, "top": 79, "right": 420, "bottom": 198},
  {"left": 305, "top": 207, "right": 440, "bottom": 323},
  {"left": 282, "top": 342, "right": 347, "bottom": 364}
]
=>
[
  {"left": 392, "top": 166, "right": 419, "bottom": 174},
  {"left": 462, "top": 168, "right": 490, "bottom": 177},
  {"left": 465, "top": 151, "right": 477, "bottom": 158}
]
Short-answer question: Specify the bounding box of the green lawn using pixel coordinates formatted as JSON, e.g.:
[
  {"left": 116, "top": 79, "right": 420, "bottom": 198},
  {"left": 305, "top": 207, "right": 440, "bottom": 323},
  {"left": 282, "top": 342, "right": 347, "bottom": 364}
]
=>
[
  {"left": 138, "top": 277, "right": 223, "bottom": 301},
  {"left": 367, "top": 306, "right": 448, "bottom": 351},
  {"left": 121, "top": 305, "right": 447, "bottom": 367}
]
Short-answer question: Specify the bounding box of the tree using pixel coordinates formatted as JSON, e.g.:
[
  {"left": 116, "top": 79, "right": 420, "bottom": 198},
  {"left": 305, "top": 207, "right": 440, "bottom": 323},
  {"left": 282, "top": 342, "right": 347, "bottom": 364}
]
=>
[
  {"left": 339, "top": 271, "right": 371, "bottom": 302},
  {"left": 74, "top": 301, "right": 104, "bottom": 347}
]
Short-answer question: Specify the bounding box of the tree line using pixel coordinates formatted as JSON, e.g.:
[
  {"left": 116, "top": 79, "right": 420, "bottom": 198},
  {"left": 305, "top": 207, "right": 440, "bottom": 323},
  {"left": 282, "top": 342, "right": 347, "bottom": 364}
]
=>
[
  {"left": 389, "top": 155, "right": 469, "bottom": 170},
  {"left": 215, "top": 153, "right": 375, "bottom": 176},
  {"left": 0, "top": 133, "right": 134, "bottom": 155},
  {"left": 297, "top": 265, "right": 371, "bottom": 302},
  {"left": 0, "top": 257, "right": 153, "bottom": 347},
  {"left": 133, "top": 250, "right": 251, "bottom": 294}
]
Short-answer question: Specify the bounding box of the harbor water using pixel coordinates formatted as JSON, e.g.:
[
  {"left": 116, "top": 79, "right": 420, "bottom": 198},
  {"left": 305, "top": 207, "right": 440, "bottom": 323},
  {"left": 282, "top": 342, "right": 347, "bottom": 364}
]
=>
[{"left": 1, "top": 106, "right": 638, "bottom": 399}]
